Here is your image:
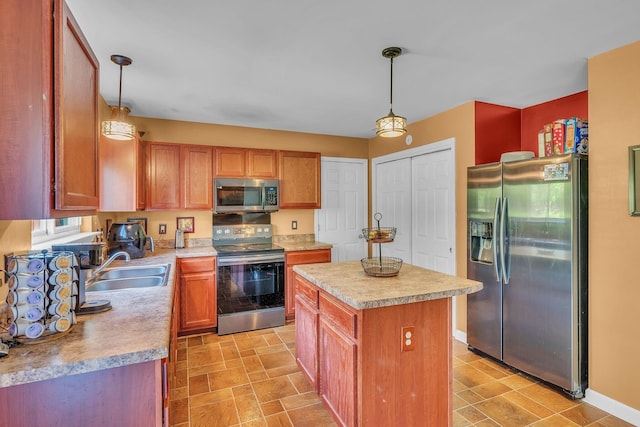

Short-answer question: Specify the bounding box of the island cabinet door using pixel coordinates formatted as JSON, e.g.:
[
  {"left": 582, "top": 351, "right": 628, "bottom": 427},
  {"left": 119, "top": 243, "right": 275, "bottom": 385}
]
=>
[
  {"left": 294, "top": 275, "right": 320, "bottom": 388},
  {"left": 318, "top": 317, "right": 357, "bottom": 427}
]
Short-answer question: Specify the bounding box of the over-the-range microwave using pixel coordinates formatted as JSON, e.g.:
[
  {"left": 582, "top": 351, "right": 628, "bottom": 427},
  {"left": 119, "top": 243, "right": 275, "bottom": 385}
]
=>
[{"left": 213, "top": 178, "right": 279, "bottom": 213}]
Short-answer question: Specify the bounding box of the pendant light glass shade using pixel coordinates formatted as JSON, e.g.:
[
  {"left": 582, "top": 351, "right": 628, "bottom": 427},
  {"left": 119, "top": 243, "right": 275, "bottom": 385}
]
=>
[
  {"left": 102, "top": 106, "right": 136, "bottom": 140},
  {"left": 102, "top": 54, "right": 136, "bottom": 141},
  {"left": 376, "top": 111, "right": 407, "bottom": 138},
  {"left": 376, "top": 47, "right": 407, "bottom": 138}
]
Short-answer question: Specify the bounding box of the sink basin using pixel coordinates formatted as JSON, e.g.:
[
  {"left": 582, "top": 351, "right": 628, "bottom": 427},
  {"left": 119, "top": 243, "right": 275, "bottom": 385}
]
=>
[
  {"left": 86, "top": 276, "right": 166, "bottom": 292},
  {"left": 85, "top": 263, "right": 170, "bottom": 292},
  {"left": 96, "top": 264, "right": 169, "bottom": 280}
]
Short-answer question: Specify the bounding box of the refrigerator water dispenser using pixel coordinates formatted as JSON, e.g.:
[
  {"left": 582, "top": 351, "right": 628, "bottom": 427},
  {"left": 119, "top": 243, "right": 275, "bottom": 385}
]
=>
[{"left": 469, "top": 220, "right": 494, "bottom": 264}]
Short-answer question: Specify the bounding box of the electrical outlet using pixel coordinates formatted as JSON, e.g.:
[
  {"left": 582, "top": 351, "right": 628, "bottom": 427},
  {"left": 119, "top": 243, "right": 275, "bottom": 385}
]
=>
[
  {"left": 291, "top": 220, "right": 298, "bottom": 230},
  {"left": 401, "top": 326, "right": 415, "bottom": 352},
  {"left": 159, "top": 224, "right": 167, "bottom": 234}
]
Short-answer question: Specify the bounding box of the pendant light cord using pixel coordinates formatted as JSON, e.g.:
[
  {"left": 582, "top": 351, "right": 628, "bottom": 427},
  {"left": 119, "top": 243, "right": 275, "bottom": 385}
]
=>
[
  {"left": 389, "top": 56, "right": 394, "bottom": 112},
  {"left": 117, "top": 64, "right": 124, "bottom": 121}
]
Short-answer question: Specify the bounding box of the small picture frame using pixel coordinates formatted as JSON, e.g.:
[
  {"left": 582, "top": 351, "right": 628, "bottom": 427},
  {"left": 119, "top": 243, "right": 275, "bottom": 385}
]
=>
[
  {"left": 177, "top": 216, "right": 195, "bottom": 233},
  {"left": 127, "top": 217, "right": 148, "bottom": 233}
]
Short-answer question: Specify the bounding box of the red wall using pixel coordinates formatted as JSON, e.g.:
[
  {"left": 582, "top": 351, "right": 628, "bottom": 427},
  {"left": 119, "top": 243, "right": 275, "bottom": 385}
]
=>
[
  {"left": 520, "top": 91, "right": 588, "bottom": 155},
  {"left": 475, "top": 101, "right": 521, "bottom": 165}
]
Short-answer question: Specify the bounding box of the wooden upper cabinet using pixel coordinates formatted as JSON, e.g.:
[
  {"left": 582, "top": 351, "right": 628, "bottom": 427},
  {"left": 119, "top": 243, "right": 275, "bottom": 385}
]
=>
[
  {"left": 146, "top": 142, "right": 182, "bottom": 210},
  {"left": 99, "top": 135, "right": 145, "bottom": 212},
  {"left": 247, "top": 149, "right": 278, "bottom": 178},
  {"left": 214, "top": 147, "right": 246, "bottom": 177},
  {"left": 214, "top": 147, "right": 278, "bottom": 178},
  {"left": 279, "top": 151, "right": 321, "bottom": 209},
  {"left": 146, "top": 142, "right": 213, "bottom": 210},
  {"left": 183, "top": 144, "right": 213, "bottom": 209},
  {"left": 0, "top": 0, "right": 99, "bottom": 219}
]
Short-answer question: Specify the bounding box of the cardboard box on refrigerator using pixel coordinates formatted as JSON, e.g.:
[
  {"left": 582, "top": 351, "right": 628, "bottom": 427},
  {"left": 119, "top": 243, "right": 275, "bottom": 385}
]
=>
[
  {"left": 552, "top": 120, "right": 566, "bottom": 156},
  {"left": 565, "top": 118, "right": 588, "bottom": 154},
  {"left": 543, "top": 123, "right": 554, "bottom": 157}
]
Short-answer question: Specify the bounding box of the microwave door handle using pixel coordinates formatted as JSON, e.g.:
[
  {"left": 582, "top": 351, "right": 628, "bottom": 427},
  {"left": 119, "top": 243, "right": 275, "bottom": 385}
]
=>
[
  {"left": 261, "top": 186, "right": 266, "bottom": 210},
  {"left": 492, "top": 197, "right": 501, "bottom": 283}
]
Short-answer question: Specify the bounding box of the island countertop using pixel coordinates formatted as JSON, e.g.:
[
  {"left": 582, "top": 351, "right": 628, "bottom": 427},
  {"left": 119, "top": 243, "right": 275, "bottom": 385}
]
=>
[{"left": 293, "top": 260, "right": 482, "bottom": 310}]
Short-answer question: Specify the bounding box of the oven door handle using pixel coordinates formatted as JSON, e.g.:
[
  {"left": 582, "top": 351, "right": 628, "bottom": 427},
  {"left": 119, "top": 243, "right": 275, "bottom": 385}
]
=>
[{"left": 217, "top": 254, "right": 285, "bottom": 266}]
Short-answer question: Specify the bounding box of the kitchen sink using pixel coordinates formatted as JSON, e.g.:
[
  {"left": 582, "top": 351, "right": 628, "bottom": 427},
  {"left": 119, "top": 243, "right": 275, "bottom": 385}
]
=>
[
  {"left": 85, "top": 263, "right": 170, "bottom": 292},
  {"left": 86, "top": 276, "right": 165, "bottom": 292},
  {"left": 95, "top": 264, "right": 169, "bottom": 280}
]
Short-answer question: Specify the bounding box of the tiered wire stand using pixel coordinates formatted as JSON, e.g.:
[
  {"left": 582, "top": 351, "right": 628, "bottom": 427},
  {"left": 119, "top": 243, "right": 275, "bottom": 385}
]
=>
[{"left": 361, "top": 213, "right": 403, "bottom": 277}]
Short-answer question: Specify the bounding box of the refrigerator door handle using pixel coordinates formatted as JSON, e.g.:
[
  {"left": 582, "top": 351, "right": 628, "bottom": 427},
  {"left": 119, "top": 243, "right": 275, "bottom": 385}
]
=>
[
  {"left": 501, "top": 197, "right": 510, "bottom": 284},
  {"left": 492, "top": 196, "right": 501, "bottom": 283}
]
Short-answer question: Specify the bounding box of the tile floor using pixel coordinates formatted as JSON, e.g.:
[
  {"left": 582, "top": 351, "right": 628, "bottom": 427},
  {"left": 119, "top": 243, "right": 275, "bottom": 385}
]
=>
[{"left": 170, "top": 323, "right": 632, "bottom": 427}]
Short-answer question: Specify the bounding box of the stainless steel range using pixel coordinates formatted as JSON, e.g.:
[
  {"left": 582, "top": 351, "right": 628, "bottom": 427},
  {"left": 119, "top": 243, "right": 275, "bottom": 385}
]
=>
[{"left": 213, "top": 213, "right": 285, "bottom": 335}]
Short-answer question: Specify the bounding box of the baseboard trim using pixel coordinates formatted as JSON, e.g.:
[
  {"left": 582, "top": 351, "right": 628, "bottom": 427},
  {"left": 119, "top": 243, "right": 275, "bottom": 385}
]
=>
[
  {"left": 583, "top": 388, "right": 640, "bottom": 426},
  {"left": 453, "top": 329, "right": 467, "bottom": 344}
]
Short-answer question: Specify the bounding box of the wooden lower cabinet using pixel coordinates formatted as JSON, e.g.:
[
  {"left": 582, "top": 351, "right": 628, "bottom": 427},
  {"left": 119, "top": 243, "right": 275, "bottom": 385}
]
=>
[
  {"left": 285, "top": 249, "right": 331, "bottom": 320},
  {"left": 177, "top": 257, "right": 217, "bottom": 334},
  {"left": 319, "top": 317, "right": 357, "bottom": 427},
  {"left": 294, "top": 284, "right": 319, "bottom": 389},
  {"left": 0, "top": 360, "right": 165, "bottom": 427},
  {"left": 294, "top": 273, "right": 453, "bottom": 427}
]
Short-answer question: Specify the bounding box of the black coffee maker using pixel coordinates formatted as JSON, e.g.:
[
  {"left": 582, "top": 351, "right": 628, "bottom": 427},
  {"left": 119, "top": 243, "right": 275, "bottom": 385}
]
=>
[{"left": 105, "top": 222, "right": 154, "bottom": 259}]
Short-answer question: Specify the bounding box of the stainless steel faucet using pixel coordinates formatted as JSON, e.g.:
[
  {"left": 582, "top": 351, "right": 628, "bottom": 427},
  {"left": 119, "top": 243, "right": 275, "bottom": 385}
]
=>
[
  {"left": 81, "top": 251, "right": 131, "bottom": 288},
  {"left": 93, "top": 251, "right": 131, "bottom": 274}
]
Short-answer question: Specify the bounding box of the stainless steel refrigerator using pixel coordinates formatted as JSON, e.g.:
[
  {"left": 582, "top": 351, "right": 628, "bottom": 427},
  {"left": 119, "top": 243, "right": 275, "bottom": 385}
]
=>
[{"left": 466, "top": 153, "right": 588, "bottom": 398}]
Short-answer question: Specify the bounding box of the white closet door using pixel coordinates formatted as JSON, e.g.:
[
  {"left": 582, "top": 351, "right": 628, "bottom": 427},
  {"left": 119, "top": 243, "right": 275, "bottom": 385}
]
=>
[
  {"left": 374, "top": 158, "right": 412, "bottom": 261},
  {"left": 316, "top": 158, "right": 368, "bottom": 262},
  {"left": 411, "top": 149, "right": 455, "bottom": 274}
]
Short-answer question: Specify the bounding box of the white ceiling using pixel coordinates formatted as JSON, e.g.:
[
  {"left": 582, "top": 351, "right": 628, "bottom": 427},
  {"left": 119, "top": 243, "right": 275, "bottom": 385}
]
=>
[{"left": 66, "top": 0, "right": 640, "bottom": 139}]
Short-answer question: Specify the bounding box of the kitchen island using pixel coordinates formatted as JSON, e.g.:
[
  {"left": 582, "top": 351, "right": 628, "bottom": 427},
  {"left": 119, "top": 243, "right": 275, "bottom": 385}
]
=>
[{"left": 293, "top": 261, "right": 482, "bottom": 427}]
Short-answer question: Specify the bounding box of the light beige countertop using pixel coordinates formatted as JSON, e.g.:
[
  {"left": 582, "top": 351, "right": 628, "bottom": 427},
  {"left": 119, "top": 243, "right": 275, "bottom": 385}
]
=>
[
  {"left": 276, "top": 241, "right": 332, "bottom": 251},
  {"left": 0, "top": 247, "right": 214, "bottom": 388},
  {"left": 293, "top": 260, "right": 482, "bottom": 310}
]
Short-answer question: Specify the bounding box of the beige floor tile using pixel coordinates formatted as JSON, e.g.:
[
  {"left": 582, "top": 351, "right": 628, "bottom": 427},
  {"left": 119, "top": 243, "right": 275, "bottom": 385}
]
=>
[
  {"left": 190, "top": 398, "right": 239, "bottom": 427},
  {"left": 503, "top": 390, "right": 555, "bottom": 419},
  {"left": 474, "top": 395, "right": 541, "bottom": 426},
  {"left": 188, "top": 344, "right": 225, "bottom": 366},
  {"left": 253, "top": 377, "right": 299, "bottom": 403},
  {"left": 498, "top": 372, "right": 538, "bottom": 390},
  {"left": 209, "top": 366, "right": 250, "bottom": 391},
  {"left": 457, "top": 404, "right": 489, "bottom": 423},
  {"left": 264, "top": 412, "right": 293, "bottom": 427},
  {"left": 288, "top": 372, "right": 315, "bottom": 394},
  {"left": 235, "top": 393, "right": 264, "bottom": 422},
  {"left": 287, "top": 402, "right": 337, "bottom": 427},
  {"left": 261, "top": 400, "right": 285, "bottom": 416},
  {"left": 259, "top": 350, "right": 296, "bottom": 370},
  {"left": 561, "top": 403, "right": 609, "bottom": 426},
  {"left": 280, "top": 391, "right": 323, "bottom": 411},
  {"left": 472, "top": 380, "right": 513, "bottom": 399},
  {"left": 529, "top": 414, "right": 580, "bottom": 426},
  {"left": 189, "top": 373, "right": 211, "bottom": 396},
  {"left": 187, "top": 335, "right": 204, "bottom": 347},
  {"left": 520, "top": 383, "right": 580, "bottom": 413},
  {"left": 190, "top": 388, "right": 234, "bottom": 408},
  {"left": 235, "top": 335, "right": 271, "bottom": 351},
  {"left": 454, "top": 364, "right": 498, "bottom": 388}
]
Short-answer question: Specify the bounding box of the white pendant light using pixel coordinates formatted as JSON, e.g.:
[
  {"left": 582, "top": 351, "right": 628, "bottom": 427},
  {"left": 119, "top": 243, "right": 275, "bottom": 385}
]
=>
[
  {"left": 376, "top": 47, "right": 407, "bottom": 138},
  {"left": 102, "top": 54, "right": 136, "bottom": 141}
]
